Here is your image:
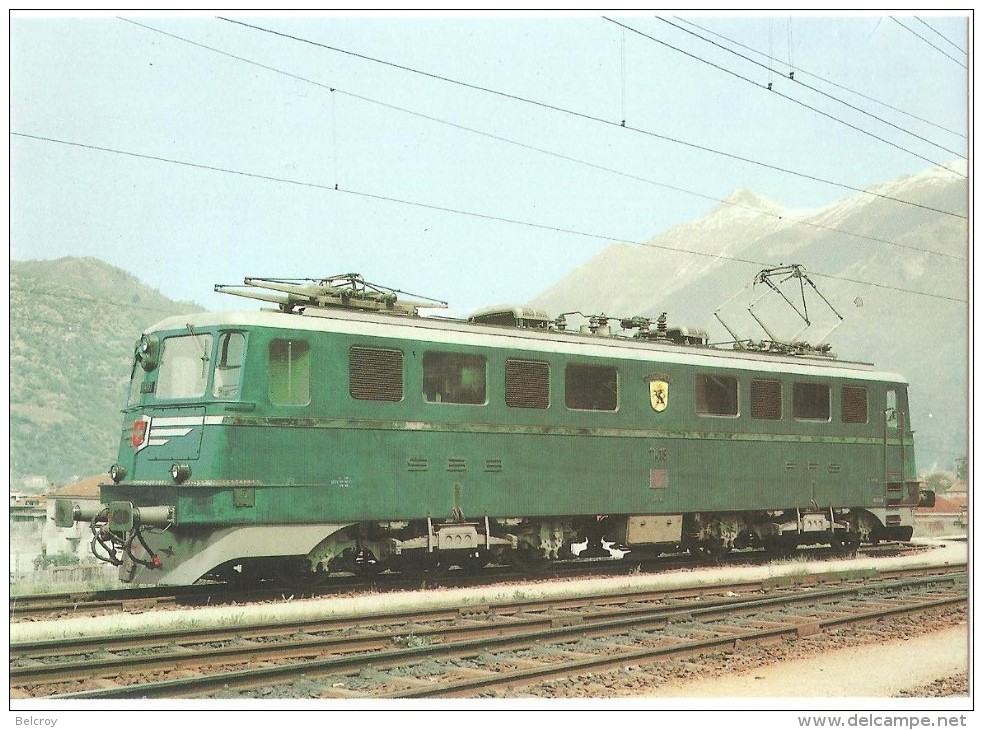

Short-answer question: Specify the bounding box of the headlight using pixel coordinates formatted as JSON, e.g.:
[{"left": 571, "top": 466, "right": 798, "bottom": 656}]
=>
[
  {"left": 170, "top": 463, "right": 191, "bottom": 484},
  {"left": 109, "top": 464, "right": 127, "bottom": 483}
]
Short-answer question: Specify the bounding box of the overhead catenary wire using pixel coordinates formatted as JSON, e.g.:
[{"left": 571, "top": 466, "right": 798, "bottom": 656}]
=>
[
  {"left": 216, "top": 16, "right": 966, "bottom": 221},
  {"left": 11, "top": 131, "right": 967, "bottom": 306},
  {"left": 613, "top": 16, "right": 966, "bottom": 167},
  {"left": 117, "top": 16, "right": 964, "bottom": 264},
  {"left": 914, "top": 16, "right": 968, "bottom": 56},
  {"left": 673, "top": 16, "right": 967, "bottom": 141},
  {"left": 891, "top": 16, "right": 969, "bottom": 69},
  {"left": 651, "top": 16, "right": 967, "bottom": 160}
]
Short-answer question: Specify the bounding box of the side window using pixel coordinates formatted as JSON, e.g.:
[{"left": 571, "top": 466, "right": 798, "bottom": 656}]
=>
[
  {"left": 127, "top": 361, "right": 145, "bottom": 406},
  {"left": 750, "top": 379, "right": 782, "bottom": 420},
  {"left": 269, "top": 339, "right": 311, "bottom": 405},
  {"left": 423, "top": 352, "right": 486, "bottom": 405},
  {"left": 350, "top": 346, "right": 404, "bottom": 401},
  {"left": 793, "top": 382, "right": 830, "bottom": 421},
  {"left": 213, "top": 332, "right": 246, "bottom": 399},
  {"left": 841, "top": 386, "right": 869, "bottom": 424},
  {"left": 886, "top": 388, "right": 899, "bottom": 429},
  {"left": 696, "top": 373, "right": 738, "bottom": 416},
  {"left": 505, "top": 359, "right": 550, "bottom": 409},
  {"left": 565, "top": 363, "right": 617, "bottom": 411},
  {"left": 157, "top": 333, "right": 213, "bottom": 400}
]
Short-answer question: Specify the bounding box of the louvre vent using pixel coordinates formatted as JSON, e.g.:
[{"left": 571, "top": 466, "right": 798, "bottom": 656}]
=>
[
  {"left": 841, "top": 386, "right": 868, "bottom": 424},
  {"left": 349, "top": 347, "right": 404, "bottom": 401},
  {"left": 750, "top": 379, "right": 782, "bottom": 420},
  {"left": 505, "top": 359, "right": 550, "bottom": 409}
]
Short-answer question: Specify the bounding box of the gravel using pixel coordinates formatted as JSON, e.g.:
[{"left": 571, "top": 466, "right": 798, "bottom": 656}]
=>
[{"left": 517, "top": 606, "right": 968, "bottom": 699}]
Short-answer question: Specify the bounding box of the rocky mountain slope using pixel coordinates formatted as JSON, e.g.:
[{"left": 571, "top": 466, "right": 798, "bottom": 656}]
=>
[
  {"left": 531, "top": 163, "right": 968, "bottom": 471},
  {"left": 10, "top": 257, "right": 201, "bottom": 484}
]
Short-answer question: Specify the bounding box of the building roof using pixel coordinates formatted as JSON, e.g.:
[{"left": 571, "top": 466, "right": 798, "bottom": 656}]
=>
[
  {"left": 47, "top": 474, "right": 104, "bottom": 499},
  {"left": 920, "top": 493, "right": 967, "bottom": 513}
]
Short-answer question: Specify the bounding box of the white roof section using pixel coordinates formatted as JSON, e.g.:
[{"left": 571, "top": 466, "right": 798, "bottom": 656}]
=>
[{"left": 147, "top": 308, "right": 907, "bottom": 384}]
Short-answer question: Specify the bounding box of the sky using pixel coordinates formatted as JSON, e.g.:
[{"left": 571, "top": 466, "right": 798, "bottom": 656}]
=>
[{"left": 9, "top": 10, "right": 970, "bottom": 316}]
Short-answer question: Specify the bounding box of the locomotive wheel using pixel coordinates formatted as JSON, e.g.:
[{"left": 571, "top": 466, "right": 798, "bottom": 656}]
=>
[
  {"left": 394, "top": 553, "right": 430, "bottom": 574},
  {"left": 687, "top": 540, "right": 730, "bottom": 562},
  {"left": 395, "top": 552, "right": 449, "bottom": 575},
  {"left": 690, "top": 545, "right": 729, "bottom": 562},
  {"left": 293, "top": 567, "right": 331, "bottom": 587},
  {"left": 455, "top": 551, "right": 489, "bottom": 572},
  {"left": 850, "top": 513, "right": 881, "bottom": 546},
  {"left": 215, "top": 560, "right": 269, "bottom": 585},
  {"left": 336, "top": 547, "right": 382, "bottom": 576},
  {"left": 509, "top": 545, "right": 548, "bottom": 572},
  {"left": 830, "top": 533, "right": 861, "bottom": 554},
  {"left": 764, "top": 537, "right": 796, "bottom": 558}
]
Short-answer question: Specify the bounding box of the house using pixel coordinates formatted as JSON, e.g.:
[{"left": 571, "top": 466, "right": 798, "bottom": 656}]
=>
[{"left": 43, "top": 475, "right": 104, "bottom": 560}]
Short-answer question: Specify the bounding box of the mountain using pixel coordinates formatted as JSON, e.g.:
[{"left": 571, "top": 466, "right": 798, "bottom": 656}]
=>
[
  {"left": 531, "top": 163, "right": 968, "bottom": 472},
  {"left": 9, "top": 257, "right": 202, "bottom": 485}
]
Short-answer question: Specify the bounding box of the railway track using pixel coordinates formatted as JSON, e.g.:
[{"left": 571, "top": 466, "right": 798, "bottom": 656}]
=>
[
  {"left": 8, "top": 541, "right": 928, "bottom": 622},
  {"left": 11, "top": 564, "right": 965, "bottom": 699}
]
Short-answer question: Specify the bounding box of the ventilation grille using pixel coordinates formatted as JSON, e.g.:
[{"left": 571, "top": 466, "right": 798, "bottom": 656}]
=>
[
  {"left": 841, "top": 386, "right": 869, "bottom": 424},
  {"left": 750, "top": 379, "right": 782, "bottom": 420},
  {"left": 349, "top": 347, "right": 404, "bottom": 401},
  {"left": 505, "top": 359, "right": 550, "bottom": 409}
]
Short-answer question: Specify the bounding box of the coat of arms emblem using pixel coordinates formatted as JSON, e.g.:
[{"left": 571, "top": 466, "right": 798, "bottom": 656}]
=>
[{"left": 649, "top": 380, "right": 669, "bottom": 412}]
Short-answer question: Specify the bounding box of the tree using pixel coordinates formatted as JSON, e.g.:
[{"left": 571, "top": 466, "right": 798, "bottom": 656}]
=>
[{"left": 924, "top": 472, "right": 955, "bottom": 495}]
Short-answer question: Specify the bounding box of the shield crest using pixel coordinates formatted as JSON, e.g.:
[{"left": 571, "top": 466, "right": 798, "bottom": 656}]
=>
[{"left": 649, "top": 380, "right": 669, "bottom": 412}]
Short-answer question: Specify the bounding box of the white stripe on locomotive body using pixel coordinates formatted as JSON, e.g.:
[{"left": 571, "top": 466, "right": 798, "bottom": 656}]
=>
[
  {"left": 147, "top": 309, "right": 907, "bottom": 385},
  {"left": 150, "top": 427, "right": 194, "bottom": 438},
  {"left": 141, "top": 416, "right": 225, "bottom": 449},
  {"left": 151, "top": 416, "right": 225, "bottom": 427}
]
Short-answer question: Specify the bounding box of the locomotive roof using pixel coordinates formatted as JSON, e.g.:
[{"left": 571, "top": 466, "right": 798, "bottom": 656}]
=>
[{"left": 147, "top": 308, "right": 906, "bottom": 384}]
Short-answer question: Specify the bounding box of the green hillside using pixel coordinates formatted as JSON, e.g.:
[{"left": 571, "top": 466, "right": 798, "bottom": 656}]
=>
[{"left": 10, "top": 257, "right": 202, "bottom": 485}]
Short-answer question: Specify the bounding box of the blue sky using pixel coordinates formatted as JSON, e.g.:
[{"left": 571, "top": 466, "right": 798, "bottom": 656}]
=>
[{"left": 10, "top": 11, "right": 970, "bottom": 314}]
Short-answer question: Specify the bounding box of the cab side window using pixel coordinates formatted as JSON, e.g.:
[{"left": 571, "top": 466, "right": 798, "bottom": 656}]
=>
[
  {"left": 269, "top": 339, "right": 311, "bottom": 405},
  {"left": 157, "top": 333, "right": 213, "bottom": 400},
  {"left": 213, "top": 332, "right": 246, "bottom": 399},
  {"left": 886, "top": 388, "right": 899, "bottom": 430}
]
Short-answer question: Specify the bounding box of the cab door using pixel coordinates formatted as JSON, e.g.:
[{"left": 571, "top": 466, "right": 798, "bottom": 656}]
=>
[
  {"left": 883, "top": 385, "right": 917, "bottom": 532},
  {"left": 883, "top": 387, "right": 907, "bottom": 484}
]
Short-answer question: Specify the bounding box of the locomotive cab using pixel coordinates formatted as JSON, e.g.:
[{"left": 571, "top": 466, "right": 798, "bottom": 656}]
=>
[{"left": 57, "top": 318, "right": 348, "bottom": 584}]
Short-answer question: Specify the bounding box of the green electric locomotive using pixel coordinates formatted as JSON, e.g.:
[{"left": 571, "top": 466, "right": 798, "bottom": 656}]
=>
[{"left": 57, "top": 273, "right": 925, "bottom": 585}]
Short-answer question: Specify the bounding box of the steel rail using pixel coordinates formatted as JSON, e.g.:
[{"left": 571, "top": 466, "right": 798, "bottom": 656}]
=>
[
  {"left": 11, "top": 562, "right": 953, "bottom": 661},
  {"left": 386, "top": 593, "right": 966, "bottom": 698},
  {"left": 29, "top": 569, "right": 964, "bottom": 699}
]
